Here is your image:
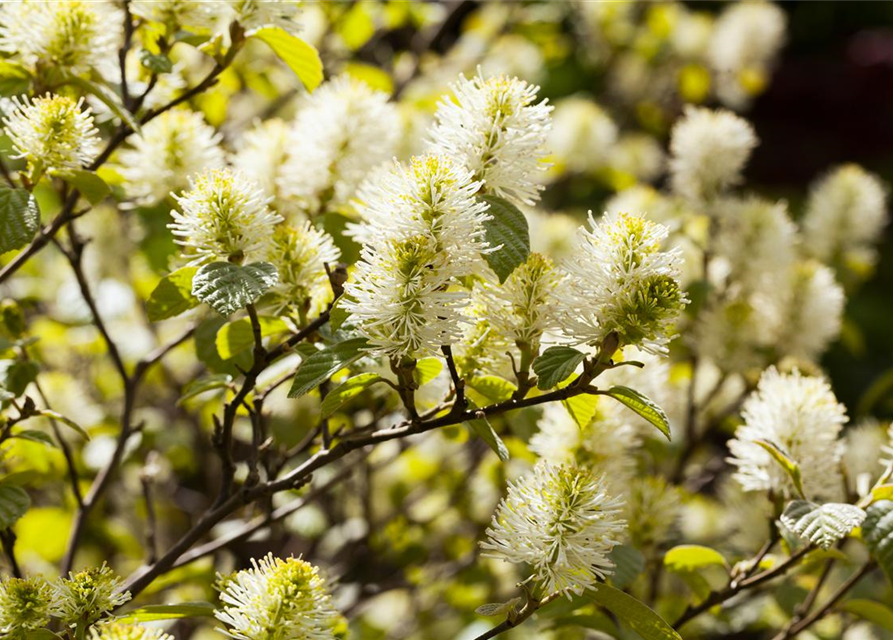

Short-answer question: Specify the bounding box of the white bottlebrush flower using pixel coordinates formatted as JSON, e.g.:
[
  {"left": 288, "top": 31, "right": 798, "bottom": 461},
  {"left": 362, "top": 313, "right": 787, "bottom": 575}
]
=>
[
  {"left": 0, "top": 0, "right": 122, "bottom": 77},
  {"left": 481, "top": 460, "right": 626, "bottom": 596},
  {"left": 427, "top": 72, "right": 553, "bottom": 207},
  {"left": 232, "top": 119, "right": 293, "bottom": 215},
  {"left": 343, "top": 234, "right": 466, "bottom": 359},
  {"left": 129, "top": 1, "right": 215, "bottom": 32},
  {"left": 712, "top": 196, "right": 797, "bottom": 293},
  {"left": 268, "top": 221, "right": 340, "bottom": 319},
  {"left": 547, "top": 97, "right": 617, "bottom": 175},
  {"left": 53, "top": 564, "right": 132, "bottom": 626},
  {"left": 279, "top": 75, "right": 400, "bottom": 217},
  {"left": 709, "top": 1, "right": 787, "bottom": 108},
  {"left": 3, "top": 94, "right": 100, "bottom": 173},
  {"left": 775, "top": 261, "right": 844, "bottom": 362},
  {"left": 90, "top": 624, "right": 174, "bottom": 640},
  {"left": 669, "top": 106, "right": 757, "bottom": 203},
  {"left": 351, "top": 154, "right": 491, "bottom": 270},
  {"left": 529, "top": 401, "right": 639, "bottom": 498},
  {"left": 0, "top": 577, "right": 57, "bottom": 637},
  {"left": 170, "top": 168, "right": 283, "bottom": 264},
  {"left": 215, "top": 554, "right": 341, "bottom": 640},
  {"left": 559, "top": 211, "right": 688, "bottom": 355},
  {"left": 844, "top": 419, "right": 889, "bottom": 498},
  {"left": 728, "top": 367, "right": 847, "bottom": 501},
  {"left": 692, "top": 297, "right": 767, "bottom": 374},
  {"left": 476, "top": 252, "right": 564, "bottom": 351},
  {"left": 802, "top": 164, "right": 888, "bottom": 270},
  {"left": 119, "top": 109, "right": 223, "bottom": 206},
  {"left": 625, "top": 476, "right": 682, "bottom": 550},
  {"left": 610, "top": 133, "right": 666, "bottom": 184}
]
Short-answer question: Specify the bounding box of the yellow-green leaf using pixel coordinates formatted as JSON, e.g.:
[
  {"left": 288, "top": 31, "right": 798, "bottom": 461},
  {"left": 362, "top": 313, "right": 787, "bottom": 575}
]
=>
[
  {"left": 664, "top": 545, "right": 728, "bottom": 573},
  {"left": 252, "top": 27, "right": 323, "bottom": 91}
]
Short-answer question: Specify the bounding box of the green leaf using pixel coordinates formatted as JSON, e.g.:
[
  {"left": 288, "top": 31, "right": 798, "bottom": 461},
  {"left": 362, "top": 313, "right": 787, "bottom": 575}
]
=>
[
  {"left": 288, "top": 337, "right": 369, "bottom": 398},
  {"left": 0, "top": 187, "right": 40, "bottom": 255},
  {"left": 585, "top": 583, "right": 683, "bottom": 640},
  {"left": 562, "top": 394, "right": 599, "bottom": 429},
  {"left": 192, "top": 262, "right": 278, "bottom": 317},
  {"left": 466, "top": 376, "right": 516, "bottom": 404},
  {"left": 115, "top": 602, "right": 216, "bottom": 623},
  {"left": 609, "top": 545, "right": 645, "bottom": 589},
  {"left": 533, "top": 346, "right": 585, "bottom": 390},
  {"left": 475, "top": 598, "right": 521, "bottom": 618},
  {"left": 0, "top": 359, "right": 38, "bottom": 396},
  {"left": 12, "top": 430, "right": 56, "bottom": 448},
  {"left": 147, "top": 267, "right": 199, "bottom": 321},
  {"left": 479, "top": 195, "right": 530, "bottom": 283},
  {"left": 320, "top": 373, "right": 384, "bottom": 418},
  {"left": 863, "top": 500, "right": 893, "bottom": 583},
  {"left": 780, "top": 500, "right": 866, "bottom": 550},
  {"left": 413, "top": 357, "right": 443, "bottom": 386},
  {"left": 25, "top": 630, "right": 62, "bottom": 640},
  {"left": 139, "top": 49, "right": 173, "bottom": 73},
  {"left": 664, "top": 545, "right": 728, "bottom": 573},
  {"left": 37, "top": 410, "right": 89, "bottom": 440},
  {"left": 252, "top": 27, "right": 323, "bottom": 91},
  {"left": 755, "top": 439, "right": 806, "bottom": 499},
  {"left": 0, "top": 483, "right": 30, "bottom": 529},
  {"left": 178, "top": 373, "right": 233, "bottom": 405},
  {"left": 0, "top": 60, "right": 31, "bottom": 96},
  {"left": 872, "top": 484, "right": 893, "bottom": 503},
  {"left": 215, "top": 316, "right": 288, "bottom": 360},
  {"left": 840, "top": 599, "right": 893, "bottom": 633},
  {"left": 465, "top": 403, "right": 509, "bottom": 461},
  {"left": 604, "top": 386, "right": 671, "bottom": 441},
  {"left": 51, "top": 169, "right": 110, "bottom": 205},
  {"left": 63, "top": 74, "right": 141, "bottom": 134}
]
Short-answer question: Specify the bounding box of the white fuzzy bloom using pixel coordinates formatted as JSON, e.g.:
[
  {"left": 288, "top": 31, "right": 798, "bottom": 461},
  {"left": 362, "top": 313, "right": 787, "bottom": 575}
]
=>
[
  {"left": 130, "top": 1, "right": 215, "bottom": 31},
  {"left": 427, "top": 72, "right": 552, "bottom": 207},
  {"left": 610, "top": 133, "right": 666, "bottom": 183},
  {"left": 3, "top": 94, "right": 100, "bottom": 172},
  {"left": 344, "top": 234, "right": 466, "bottom": 359},
  {"left": 844, "top": 419, "right": 889, "bottom": 498},
  {"left": 90, "top": 624, "right": 174, "bottom": 640},
  {"left": 802, "top": 164, "right": 888, "bottom": 270},
  {"left": 119, "top": 110, "right": 223, "bottom": 206},
  {"left": 692, "top": 297, "right": 767, "bottom": 374},
  {"left": 548, "top": 97, "right": 617, "bottom": 174},
  {"left": 775, "top": 261, "right": 844, "bottom": 362},
  {"left": 233, "top": 119, "right": 292, "bottom": 214},
  {"left": 669, "top": 106, "right": 757, "bottom": 202},
  {"left": 0, "top": 0, "right": 122, "bottom": 77},
  {"left": 53, "top": 564, "right": 132, "bottom": 626},
  {"left": 0, "top": 577, "right": 57, "bottom": 637},
  {"left": 477, "top": 252, "right": 564, "bottom": 349},
  {"left": 268, "top": 221, "right": 340, "bottom": 318},
  {"left": 625, "top": 477, "right": 682, "bottom": 550},
  {"left": 712, "top": 196, "right": 797, "bottom": 293},
  {"left": 530, "top": 401, "right": 639, "bottom": 498},
  {"left": 215, "top": 554, "right": 341, "bottom": 640},
  {"left": 351, "top": 154, "right": 491, "bottom": 270},
  {"left": 170, "top": 169, "right": 283, "bottom": 264},
  {"left": 481, "top": 461, "right": 626, "bottom": 596},
  {"left": 279, "top": 76, "right": 399, "bottom": 216},
  {"left": 559, "top": 211, "right": 688, "bottom": 355},
  {"left": 709, "top": 1, "right": 786, "bottom": 108},
  {"left": 728, "top": 367, "right": 847, "bottom": 500}
]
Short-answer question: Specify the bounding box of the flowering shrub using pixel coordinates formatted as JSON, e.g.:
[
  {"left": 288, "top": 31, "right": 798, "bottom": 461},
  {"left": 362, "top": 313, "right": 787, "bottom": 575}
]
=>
[{"left": 0, "top": 2, "right": 890, "bottom": 640}]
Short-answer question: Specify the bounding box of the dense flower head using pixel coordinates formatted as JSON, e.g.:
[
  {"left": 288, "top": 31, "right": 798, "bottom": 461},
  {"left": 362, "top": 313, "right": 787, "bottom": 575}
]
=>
[
  {"left": 351, "top": 154, "right": 491, "bottom": 270},
  {"left": 0, "top": 0, "right": 121, "bottom": 77},
  {"left": 0, "top": 577, "right": 56, "bottom": 637},
  {"left": 119, "top": 110, "right": 223, "bottom": 206},
  {"left": 3, "top": 94, "right": 100, "bottom": 173},
  {"left": 625, "top": 476, "right": 682, "bottom": 550},
  {"left": 692, "top": 297, "right": 766, "bottom": 374},
  {"left": 268, "top": 222, "right": 340, "bottom": 318},
  {"left": 548, "top": 97, "right": 617, "bottom": 174},
  {"left": 475, "top": 252, "right": 564, "bottom": 350},
  {"left": 529, "top": 401, "right": 639, "bottom": 498},
  {"left": 559, "top": 211, "right": 687, "bottom": 355},
  {"left": 170, "top": 169, "right": 283, "bottom": 264},
  {"left": 728, "top": 367, "right": 847, "bottom": 500},
  {"left": 481, "top": 461, "right": 626, "bottom": 596},
  {"left": 53, "top": 564, "right": 131, "bottom": 627},
  {"left": 344, "top": 234, "right": 465, "bottom": 359},
  {"left": 709, "top": 1, "right": 787, "bottom": 108},
  {"left": 279, "top": 75, "right": 399, "bottom": 216},
  {"left": 669, "top": 106, "right": 757, "bottom": 202},
  {"left": 802, "top": 164, "right": 888, "bottom": 270},
  {"left": 775, "top": 261, "right": 844, "bottom": 362},
  {"left": 214, "top": 554, "right": 341, "bottom": 640},
  {"left": 232, "top": 119, "right": 292, "bottom": 214},
  {"left": 90, "top": 624, "right": 174, "bottom": 640},
  {"left": 129, "top": 0, "right": 215, "bottom": 32},
  {"left": 427, "top": 72, "right": 553, "bottom": 207},
  {"left": 844, "top": 419, "right": 890, "bottom": 498}
]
